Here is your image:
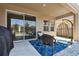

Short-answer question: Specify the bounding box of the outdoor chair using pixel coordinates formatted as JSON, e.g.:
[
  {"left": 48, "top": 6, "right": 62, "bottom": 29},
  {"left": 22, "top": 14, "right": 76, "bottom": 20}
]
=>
[{"left": 40, "top": 34, "right": 56, "bottom": 55}]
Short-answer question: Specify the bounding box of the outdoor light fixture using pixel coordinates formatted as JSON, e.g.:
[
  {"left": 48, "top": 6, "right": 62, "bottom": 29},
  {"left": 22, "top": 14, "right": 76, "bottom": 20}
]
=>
[{"left": 42, "top": 4, "right": 46, "bottom": 7}]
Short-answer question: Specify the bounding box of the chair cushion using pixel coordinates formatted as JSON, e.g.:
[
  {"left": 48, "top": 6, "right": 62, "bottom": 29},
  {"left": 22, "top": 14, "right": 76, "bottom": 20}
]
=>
[{"left": 40, "top": 34, "right": 55, "bottom": 45}]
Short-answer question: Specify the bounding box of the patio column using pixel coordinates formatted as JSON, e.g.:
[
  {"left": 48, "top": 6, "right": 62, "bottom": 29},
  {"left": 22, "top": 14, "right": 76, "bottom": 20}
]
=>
[
  {"left": 76, "top": 13, "right": 79, "bottom": 41},
  {"left": 67, "top": 3, "right": 79, "bottom": 41}
]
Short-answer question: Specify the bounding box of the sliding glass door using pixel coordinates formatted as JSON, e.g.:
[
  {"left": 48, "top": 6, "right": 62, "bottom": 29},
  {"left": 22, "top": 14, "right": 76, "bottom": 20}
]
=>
[
  {"left": 7, "top": 12, "right": 36, "bottom": 40},
  {"left": 25, "top": 19, "right": 36, "bottom": 39}
]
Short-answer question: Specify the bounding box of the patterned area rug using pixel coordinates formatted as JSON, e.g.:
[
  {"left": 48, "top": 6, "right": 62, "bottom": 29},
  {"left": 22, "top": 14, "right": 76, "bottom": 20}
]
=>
[{"left": 30, "top": 40, "right": 68, "bottom": 56}]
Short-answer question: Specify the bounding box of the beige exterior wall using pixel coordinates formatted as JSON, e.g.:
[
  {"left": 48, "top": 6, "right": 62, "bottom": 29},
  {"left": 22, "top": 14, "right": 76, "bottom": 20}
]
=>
[
  {"left": 0, "top": 6, "right": 5, "bottom": 26},
  {"left": 36, "top": 17, "right": 55, "bottom": 36}
]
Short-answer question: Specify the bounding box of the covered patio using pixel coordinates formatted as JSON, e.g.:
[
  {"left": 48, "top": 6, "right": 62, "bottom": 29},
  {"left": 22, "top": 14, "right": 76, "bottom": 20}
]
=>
[{"left": 0, "top": 3, "right": 79, "bottom": 56}]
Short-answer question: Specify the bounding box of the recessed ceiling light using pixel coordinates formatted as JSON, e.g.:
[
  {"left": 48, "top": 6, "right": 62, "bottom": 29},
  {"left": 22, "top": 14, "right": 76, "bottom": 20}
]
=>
[{"left": 42, "top": 4, "right": 46, "bottom": 7}]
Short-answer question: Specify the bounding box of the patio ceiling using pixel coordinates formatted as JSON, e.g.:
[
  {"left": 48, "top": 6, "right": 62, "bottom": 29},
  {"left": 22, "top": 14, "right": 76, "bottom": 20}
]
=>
[{"left": 14, "top": 3, "right": 73, "bottom": 17}]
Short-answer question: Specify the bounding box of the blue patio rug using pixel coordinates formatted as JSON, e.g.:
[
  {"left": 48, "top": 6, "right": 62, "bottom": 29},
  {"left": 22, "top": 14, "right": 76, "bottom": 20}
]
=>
[{"left": 30, "top": 40, "right": 68, "bottom": 56}]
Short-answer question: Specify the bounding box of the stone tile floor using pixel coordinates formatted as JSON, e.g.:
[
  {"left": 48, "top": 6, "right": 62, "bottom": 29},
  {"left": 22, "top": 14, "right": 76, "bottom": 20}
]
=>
[
  {"left": 9, "top": 40, "right": 40, "bottom": 56},
  {"left": 54, "top": 42, "right": 79, "bottom": 56}
]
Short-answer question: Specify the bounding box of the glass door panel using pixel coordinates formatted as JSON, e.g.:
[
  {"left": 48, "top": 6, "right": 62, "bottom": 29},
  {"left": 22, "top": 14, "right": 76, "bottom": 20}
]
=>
[
  {"left": 11, "top": 18, "right": 25, "bottom": 40},
  {"left": 24, "top": 20, "right": 36, "bottom": 39}
]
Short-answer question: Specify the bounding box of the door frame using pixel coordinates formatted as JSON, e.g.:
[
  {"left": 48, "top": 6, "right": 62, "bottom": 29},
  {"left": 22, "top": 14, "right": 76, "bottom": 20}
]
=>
[{"left": 5, "top": 9, "right": 37, "bottom": 40}]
